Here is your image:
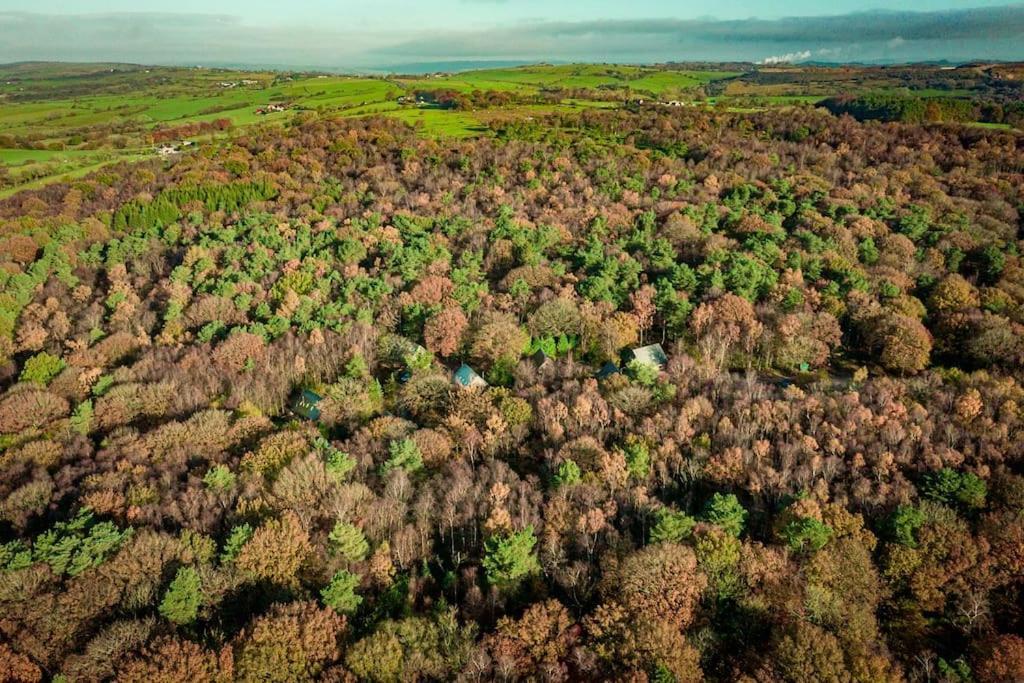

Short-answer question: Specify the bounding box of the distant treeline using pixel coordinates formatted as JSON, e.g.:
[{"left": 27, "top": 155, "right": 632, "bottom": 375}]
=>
[
  {"left": 823, "top": 94, "right": 1024, "bottom": 127},
  {"left": 412, "top": 89, "right": 566, "bottom": 110},
  {"left": 412, "top": 85, "right": 629, "bottom": 110},
  {"left": 151, "top": 118, "right": 233, "bottom": 143}
]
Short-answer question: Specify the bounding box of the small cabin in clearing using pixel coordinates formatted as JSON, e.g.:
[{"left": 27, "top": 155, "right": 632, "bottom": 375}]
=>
[
  {"left": 290, "top": 389, "right": 323, "bottom": 421},
  {"left": 453, "top": 363, "right": 487, "bottom": 389},
  {"left": 625, "top": 343, "right": 668, "bottom": 370}
]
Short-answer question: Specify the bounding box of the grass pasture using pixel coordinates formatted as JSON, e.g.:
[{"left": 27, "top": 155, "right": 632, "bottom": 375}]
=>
[
  {"left": 2, "top": 60, "right": 1014, "bottom": 197},
  {"left": 0, "top": 62, "right": 744, "bottom": 192}
]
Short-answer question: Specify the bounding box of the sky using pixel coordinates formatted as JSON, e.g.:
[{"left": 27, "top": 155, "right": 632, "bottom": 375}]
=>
[{"left": 0, "top": 1, "right": 1021, "bottom": 70}]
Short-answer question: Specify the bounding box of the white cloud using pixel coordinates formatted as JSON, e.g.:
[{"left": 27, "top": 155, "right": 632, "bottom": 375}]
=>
[{"left": 759, "top": 50, "right": 811, "bottom": 65}]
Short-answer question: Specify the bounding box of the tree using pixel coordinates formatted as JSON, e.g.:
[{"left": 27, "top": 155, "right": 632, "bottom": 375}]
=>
[
  {"left": 921, "top": 468, "right": 987, "bottom": 510},
  {"left": 470, "top": 311, "right": 529, "bottom": 367},
  {"left": 779, "top": 516, "right": 834, "bottom": 553},
  {"left": 700, "top": 493, "right": 747, "bottom": 537},
  {"left": 552, "top": 459, "right": 581, "bottom": 487},
  {"left": 886, "top": 505, "right": 925, "bottom": 547},
  {"left": 630, "top": 285, "right": 656, "bottom": 343},
  {"left": 235, "top": 511, "right": 311, "bottom": 586},
  {"left": 159, "top": 566, "right": 203, "bottom": 625},
  {"left": 220, "top": 523, "right": 254, "bottom": 564},
  {"left": 232, "top": 601, "right": 346, "bottom": 683},
  {"left": 19, "top": 351, "right": 65, "bottom": 385},
  {"left": 483, "top": 526, "right": 541, "bottom": 588},
  {"left": 345, "top": 629, "right": 404, "bottom": 682},
  {"left": 772, "top": 621, "right": 853, "bottom": 683},
  {"left": 693, "top": 525, "right": 742, "bottom": 599},
  {"left": 118, "top": 637, "right": 221, "bottom": 683},
  {"left": 626, "top": 359, "right": 660, "bottom": 387},
  {"left": 621, "top": 435, "right": 651, "bottom": 479},
  {"left": 583, "top": 601, "right": 703, "bottom": 681},
  {"left": 423, "top": 306, "right": 467, "bottom": 357},
  {"left": 482, "top": 599, "right": 578, "bottom": 681},
  {"left": 928, "top": 274, "right": 978, "bottom": 314},
  {"left": 612, "top": 543, "right": 706, "bottom": 627},
  {"left": 202, "top": 465, "right": 236, "bottom": 491},
  {"left": 0, "top": 643, "right": 41, "bottom": 683},
  {"left": 328, "top": 521, "right": 369, "bottom": 561},
  {"left": 592, "top": 311, "right": 639, "bottom": 362},
  {"left": 346, "top": 612, "right": 475, "bottom": 682},
  {"left": 650, "top": 508, "right": 696, "bottom": 544},
  {"left": 976, "top": 634, "right": 1024, "bottom": 683},
  {"left": 381, "top": 438, "right": 423, "bottom": 475},
  {"left": 321, "top": 570, "right": 362, "bottom": 614},
  {"left": 874, "top": 313, "right": 931, "bottom": 374},
  {"left": 691, "top": 293, "right": 763, "bottom": 368},
  {"left": 527, "top": 298, "right": 582, "bottom": 339}
]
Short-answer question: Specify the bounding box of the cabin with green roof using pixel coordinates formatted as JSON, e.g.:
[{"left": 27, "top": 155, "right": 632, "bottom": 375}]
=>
[
  {"left": 453, "top": 363, "right": 487, "bottom": 389},
  {"left": 624, "top": 343, "right": 668, "bottom": 370},
  {"left": 290, "top": 388, "right": 323, "bottom": 421}
]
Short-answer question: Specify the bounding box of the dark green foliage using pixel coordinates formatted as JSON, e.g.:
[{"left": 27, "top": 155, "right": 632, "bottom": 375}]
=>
[
  {"left": 381, "top": 438, "right": 423, "bottom": 475},
  {"left": 823, "top": 94, "right": 978, "bottom": 124},
  {"left": 13, "top": 509, "right": 132, "bottom": 576},
  {"left": 19, "top": 351, "right": 65, "bottom": 385},
  {"left": 700, "top": 493, "right": 747, "bottom": 537},
  {"left": 159, "top": 566, "right": 203, "bottom": 624},
  {"left": 650, "top": 509, "right": 696, "bottom": 544},
  {"left": 779, "top": 517, "right": 833, "bottom": 553},
  {"left": 858, "top": 237, "right": 880, "bottom": 265},
  {"left": 220, "top": 523, "right": 254, "bottom": 565},
  {"left": 322, "top": 570, "right": 362, "bottom": 614},
  {"left": 203, "top": 465, "right": 236, "bottom": 491},
  {"left": 921, "top": 468, "right": 987, "bottom": 510},
  {"left": 552, "top": 459, "right": 581, "bottom": 487},
  {"left": 886, "top": 505, "right": 926, "bottom": 547},
  {"left": 482, "top": 526, "right": 540, "bottom": 588}
]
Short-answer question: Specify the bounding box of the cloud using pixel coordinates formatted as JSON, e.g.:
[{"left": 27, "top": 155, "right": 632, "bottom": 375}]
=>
[
  {"left": 0, "top": 5, "right": 1022, "bottom": 69},
  {"left": 0, "top": 11, "right": 386, "bottom": 68},
  {"left": 367, "top": 6, "right": 1024, "bottom": 64},
  {"left": 760, "top": 50, "right": 812, "bottom": 65}
]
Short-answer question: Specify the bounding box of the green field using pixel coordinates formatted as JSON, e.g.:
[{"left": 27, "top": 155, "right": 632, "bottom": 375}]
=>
[
  {"left": 392, "top": 64, "right": 740, "bottom": 96},
  {"left": 1, "top": 61, "right": 1016, "bottom": 196},
  {"left": 0, "top": 63, "right": 738, "bottom": 146},
  {"left": 0, "top": 148, "right": 103, "bottom": 165},
  {"left": 0, "top": 63, "right": 745, "bottom": 193}
]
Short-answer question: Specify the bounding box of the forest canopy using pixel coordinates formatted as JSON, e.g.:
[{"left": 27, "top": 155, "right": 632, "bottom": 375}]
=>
[{"left": 0, "top": 100, "right": 1022, "bottom": 682}]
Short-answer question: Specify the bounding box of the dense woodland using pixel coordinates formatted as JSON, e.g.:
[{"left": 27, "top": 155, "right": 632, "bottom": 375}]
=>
[
  {"left": 822, "top": 95, "right": 1024, "bottom": 128},
  {"left": 0, "top": 105, "right": 1022, "bottom": 682}
]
